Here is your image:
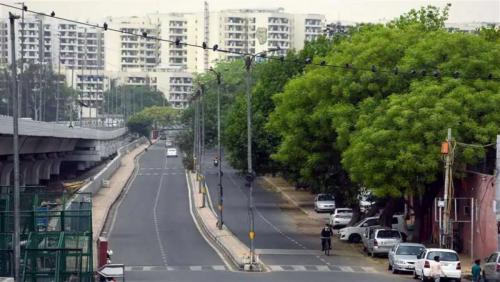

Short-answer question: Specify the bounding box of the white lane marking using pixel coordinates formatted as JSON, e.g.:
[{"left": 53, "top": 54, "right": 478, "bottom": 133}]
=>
[
  {"left": 255, "top": 249, "right": 319, "bottom": 255},
  {"left": 269, "top": 265, "right": 284, "bottom": 271},
  {"left": 153, "top": 173, "right": 168, "bottom": 267},
  {"left": 189, "top": 266, "right": 202, "bottom": 271},
  {"left": 317, "top": 265, "right": 330, "bottom": 271},
  {"left": 292, "top": 265, "right": 307, "bottom": 271},
  {"left": 184, "top": 170, "right": 236, "bottom": 272},
  {"left": 361, "top": 266, "right": 377, "bottom": 273},
  {"left": 212, "top": 265, "right": 226, "bottom": 271},
  {"left": 339, "top": 266, "right": 354, "bottom": 272}
]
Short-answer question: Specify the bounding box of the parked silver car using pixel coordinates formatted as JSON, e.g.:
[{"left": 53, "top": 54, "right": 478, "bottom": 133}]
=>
[
  {"left": 314, "top": 194, "right": 336, "bottom": 213},
  {"left": 388, "top": 243, "right": 425, "bottom": 274},
  {"left": 363, "top": 228, "right": 402, "bottom": 257},
  {"left": 483, "top": 251, "right": 500, "bottom": 281}
]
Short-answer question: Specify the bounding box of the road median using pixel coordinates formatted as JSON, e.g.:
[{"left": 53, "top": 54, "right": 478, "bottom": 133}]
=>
[{"left": 185, "top": 171, "right": 265, "bottom": 272}]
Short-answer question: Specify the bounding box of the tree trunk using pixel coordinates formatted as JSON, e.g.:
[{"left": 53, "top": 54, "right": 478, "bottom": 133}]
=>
[
  {"left": 411, "top": 195, "right": 424, "bottom": 242},
  {"left": 349, "top": 204, "right": 361, "bottom": 226},
  {"left": 380, "top": 197, "right": 399, "bottom": 227}
]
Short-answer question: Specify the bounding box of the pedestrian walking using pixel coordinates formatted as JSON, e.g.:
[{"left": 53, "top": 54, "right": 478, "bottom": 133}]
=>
[
  {"left": 430, "top": 256, "right": 443, "bottom": 282},
  {"left": 471, "top": 259, "right": 482, "bottom": 282}
]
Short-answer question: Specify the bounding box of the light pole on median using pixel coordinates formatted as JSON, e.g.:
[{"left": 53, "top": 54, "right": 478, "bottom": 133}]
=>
[
  {"left": 244, "top": 47, "right": 280, "bottom": 268},
  {"left": 209, "top": 67, "right": 223, "bottom": 230}
]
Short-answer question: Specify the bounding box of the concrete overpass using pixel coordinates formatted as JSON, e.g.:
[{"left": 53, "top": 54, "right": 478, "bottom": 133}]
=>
[{"left": 0, "top": 116, "right": 129, "bottom": 186}]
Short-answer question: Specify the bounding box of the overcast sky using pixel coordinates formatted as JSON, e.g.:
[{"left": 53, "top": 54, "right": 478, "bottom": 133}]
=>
[{"left": 1, "top": 0, "right": 499, "bottom": 23}]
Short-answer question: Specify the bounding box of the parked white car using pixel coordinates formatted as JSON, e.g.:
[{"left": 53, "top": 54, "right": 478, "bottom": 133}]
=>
[
  {"left": 329, "top": 208, "right": 353, "bottom": 228},
  {"left": 314, "top": 194, "right": 336, "bottom": 213},
  {"left": 414, "top": 248, "right": 461, "bottom": 281},
  {"left": 339, "top": 214, "right": 407, "bottom": 243},
  {"left": 362, "top": 228, "right": 402, "bottom": 257},
  {"left": 166, "top": 148, "right": 178, "bottom": 157},
  {"left": 388, "top": 242, "right": 425, "bottom": 274},
  {"left": 483, "top": 251, "right": 500, "bottom": 281}
]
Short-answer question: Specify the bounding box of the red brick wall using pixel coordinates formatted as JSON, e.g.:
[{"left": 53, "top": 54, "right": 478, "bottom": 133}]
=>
[{"left": 456, "top": 173, "right": 497, "bottom": 260}]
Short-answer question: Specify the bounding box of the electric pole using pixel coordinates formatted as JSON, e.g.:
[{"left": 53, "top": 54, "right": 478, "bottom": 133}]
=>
[
  {"left": 200, "top": 85, "right": 207, "bottom": 208},
  {"left": 9, "top": 12, "right": 21, "bottom": 282},
  {"left": 442, "top": 128, "right": 452, "bottom": 247},
  {"left": 209, "top": 68, "right": 223, "bottom": 229}
]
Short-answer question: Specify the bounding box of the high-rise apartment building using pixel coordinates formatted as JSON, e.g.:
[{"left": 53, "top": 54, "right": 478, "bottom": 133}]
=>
[
  {"left": 104, "top": 16, "right": 161, "bottom": 72},
  {"left": 209, "top": 8, "right": 325, "bottom": 62},
  {"left": 149, "top": 13, "right": 203, "bottom": 73},
  {"left": 0, "top": 20, "right": 7, "bottom": 66}
]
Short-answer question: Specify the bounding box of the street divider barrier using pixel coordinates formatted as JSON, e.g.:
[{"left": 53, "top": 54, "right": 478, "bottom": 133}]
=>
[
  {"left": 186, "top": 171, "right": 265, "bottom": 272},
  {"left": 79, "top": 137, "right": 147, "bottom": 195}
]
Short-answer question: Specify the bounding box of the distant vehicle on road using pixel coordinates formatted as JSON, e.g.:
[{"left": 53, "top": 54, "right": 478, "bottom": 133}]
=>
[
  {"left": 166, "top": 148, "right": 177, "bottom": 157},
  {"left": 165, "top": 140, "right": 173, "bottom": 147},
  {"left": 482, "top": 251, "right": 500, "bottom": 281},
  {"left": 413, "top": 248, "right": 461, "bottom": 281},
  {"left": 329, "top": 208, "right": 353, "bottom": 228},
  {"left": 314, "top": 194, "right": 336, "bottom": 213},
  {"left": 362, "top": 228, "right": 402, "bottom": 257},
  {"left": 339, "top": 214, "right": 407, "bottom": 243},
  {"left": 388, "top": 242, "right": 425, "bottom": 274}
]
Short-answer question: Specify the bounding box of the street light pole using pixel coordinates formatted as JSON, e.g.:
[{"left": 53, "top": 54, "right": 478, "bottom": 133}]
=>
[
  {"left": 244, "top": 49, "right": 279, "bottom": 268},
  {"left": 244, "top": 55, "right": 256, "bottom": 266},
  {"left": 209, "top": 67, "right": 223, "bottom": 229},
  {"left": 9, "top": 12, "right": 21, "bottom": 282}
]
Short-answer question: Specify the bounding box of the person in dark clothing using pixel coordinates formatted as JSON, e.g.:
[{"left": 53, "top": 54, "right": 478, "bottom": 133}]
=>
[{"left": 320, "top": 224, "right": 333, "bottom": 251}]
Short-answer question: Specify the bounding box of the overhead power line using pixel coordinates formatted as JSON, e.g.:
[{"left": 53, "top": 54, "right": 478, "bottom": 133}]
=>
[{"left": 1, "top": 2, "right": 499, "bottom": 82}]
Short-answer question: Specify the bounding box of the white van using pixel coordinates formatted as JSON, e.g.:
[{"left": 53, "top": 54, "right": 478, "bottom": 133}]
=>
[{"left": 339, "top": 214, "right": 407, "bottom": 243}]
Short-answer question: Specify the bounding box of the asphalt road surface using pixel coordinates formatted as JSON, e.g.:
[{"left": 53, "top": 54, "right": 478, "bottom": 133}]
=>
[{"left": 108, "top": 144, "right": 412, "bottom": 281}]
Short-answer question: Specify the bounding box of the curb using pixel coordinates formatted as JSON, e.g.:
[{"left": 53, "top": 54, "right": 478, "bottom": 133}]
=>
[{"left": 185, "top": 170, "right": 265, "bottom": 272}]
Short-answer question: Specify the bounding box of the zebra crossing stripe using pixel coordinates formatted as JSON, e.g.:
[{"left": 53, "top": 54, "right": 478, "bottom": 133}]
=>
[
  {"left": 267, "top": 265, "right": 376, "bottom": 273},
  {"left": 361, "top": 266, "right": 377, "bottom": 273},
  {"left": 338, "top": 266, "right": 354, "bottom": 272},
  {"left": 212, "top": 265, "right": 226, "bottom": 271},
  {"left": 292, "top": 265, "right": 307, "bottom": 271},
  {"left": 316, "top": 265, "right": 330, "bottom": 271}
]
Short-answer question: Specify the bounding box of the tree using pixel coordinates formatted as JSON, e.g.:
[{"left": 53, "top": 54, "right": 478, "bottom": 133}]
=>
[
  {"left": 103, "top": 85, "right": 167, "bottom": 117},
  {"left": 224, "top": 38, "right": 334, "bottom": 174},
  {"left": 127, "top": 112, "right": 153, "bottom": 144},
  {"left": 126, "top": 105, "right": 178, "bottom": 144},
  {"left": 0, "top": 64, "right": 78, "bottom": 121}
]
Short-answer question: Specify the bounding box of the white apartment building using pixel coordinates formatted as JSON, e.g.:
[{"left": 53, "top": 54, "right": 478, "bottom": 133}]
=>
[
  {"left": 104, "top": 16, "right": 161, "bottom": 72},
  {"left": 210, "top": 8, "right": 325, "bottom": 62},
  {"left": 149, "top": 13, "right": 204, "bottom": 73},
  {"left": 108, "top": 66, "right": 193, "bottom": 109},
  {"left": 293, "top": 14, "right": 326, "bottom": 50},
  {"left": 0, "top": 20, "right": 7, "bottom": 66}
]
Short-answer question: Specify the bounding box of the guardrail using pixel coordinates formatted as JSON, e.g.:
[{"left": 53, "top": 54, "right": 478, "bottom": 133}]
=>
[{"left": 79, "top": 137, "right": 147, "bottom": 195}]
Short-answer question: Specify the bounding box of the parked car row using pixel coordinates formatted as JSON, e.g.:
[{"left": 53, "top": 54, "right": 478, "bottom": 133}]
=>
[{"left": 339, "top": 214, "right": 408, "bottom": 243}]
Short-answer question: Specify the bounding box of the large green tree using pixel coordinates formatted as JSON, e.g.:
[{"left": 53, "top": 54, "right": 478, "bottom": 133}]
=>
[
  {"left": 103, "top": 84, "right": 167, "bottom": 117},
  {"left": 268, "top": 5, "right": 500, "bottom": 233},
  {"left": 224, "top": 37, "right": 334, "bottom": 174}
]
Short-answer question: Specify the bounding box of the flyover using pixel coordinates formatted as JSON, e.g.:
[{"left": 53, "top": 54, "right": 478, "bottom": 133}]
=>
[{"left": 0, "top": 115, "right": 129, "bottom": 186}]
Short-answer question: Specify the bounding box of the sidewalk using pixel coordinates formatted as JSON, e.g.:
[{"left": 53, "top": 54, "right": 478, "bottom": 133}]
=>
[{"left": 91, "top": 142, "right": 148, "bottom": 266}]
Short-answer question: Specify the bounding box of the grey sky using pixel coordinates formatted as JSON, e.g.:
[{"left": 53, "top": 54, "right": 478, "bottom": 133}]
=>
[{"left": 1, "top": 0, "right": 499, "bottom": 23}]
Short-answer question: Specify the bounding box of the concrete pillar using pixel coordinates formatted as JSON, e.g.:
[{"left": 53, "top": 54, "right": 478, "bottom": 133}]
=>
[
  {"left": 39, "top": 159, "right": 54, "bottom": 180},
  {"left": 20, "top": 161, "right": 35, "bottom": 187},
  {"left": 0, "top": 163, "right": 13, "bottom": 186},
  {"left": 50, "top": 159, "right": 62, "bottom": 176}
]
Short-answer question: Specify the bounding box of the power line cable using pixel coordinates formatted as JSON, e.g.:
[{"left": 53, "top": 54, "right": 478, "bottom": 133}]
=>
[{"left": 1, "top": 2, "right": 499, "bottom": 82}]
